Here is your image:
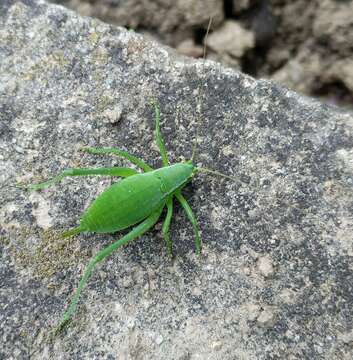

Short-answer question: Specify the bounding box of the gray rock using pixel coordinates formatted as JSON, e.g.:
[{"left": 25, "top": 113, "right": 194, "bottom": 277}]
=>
[{"left": 1, "top": 1, "right": 353, "bottom": 359}]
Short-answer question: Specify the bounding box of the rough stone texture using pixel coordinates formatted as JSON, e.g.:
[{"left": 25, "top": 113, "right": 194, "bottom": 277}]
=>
[{"left": 1, "top": 1, "right": 353, "bottom": 359}]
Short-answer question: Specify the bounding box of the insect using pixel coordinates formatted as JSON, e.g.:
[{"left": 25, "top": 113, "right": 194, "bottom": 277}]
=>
[{"left": 29, "top": 102, "right": 235, "bottom": 334}]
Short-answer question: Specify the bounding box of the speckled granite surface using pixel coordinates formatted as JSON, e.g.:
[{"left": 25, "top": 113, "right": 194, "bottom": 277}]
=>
[{"left": 1, "top": 1, "right": 353, "bottom": 359}]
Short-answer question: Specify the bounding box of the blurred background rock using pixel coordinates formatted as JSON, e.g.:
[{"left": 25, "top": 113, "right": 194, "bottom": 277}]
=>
[{"left": 51, "top": 0, "right": 353, "bottom": 109}]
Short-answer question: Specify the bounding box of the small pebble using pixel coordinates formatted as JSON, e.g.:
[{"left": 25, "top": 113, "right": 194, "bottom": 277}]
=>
[
  {"left": 257, "top": 308, "right": 276, "bottom": 328},
  {"left": 257, "top": 255, "right": 274, "bottom": 278}
]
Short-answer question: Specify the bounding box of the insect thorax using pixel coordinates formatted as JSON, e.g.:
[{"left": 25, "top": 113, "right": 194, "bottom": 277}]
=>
[{"left": 152, "top": 162, "right": 194, "bottom": 195}]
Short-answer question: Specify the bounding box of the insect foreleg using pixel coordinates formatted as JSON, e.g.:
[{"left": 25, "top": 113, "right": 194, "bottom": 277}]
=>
[
  {"left": 55, "top": 204, "right": 165, "bottom": 335},
  {"left": 152, "top": 102, "right": 170, "bottom": 166},
  {"left": 175, "top": 190, "right": 201, "bottom": 255},
  {"left": 81, "top": 147, "right": 153, "bottom": 172},
  {"left": 29, "top": 167, "right": 138, "bottom": 191},
  {"left": 162, "top": 197, "right": 174, "bottom": 256}
]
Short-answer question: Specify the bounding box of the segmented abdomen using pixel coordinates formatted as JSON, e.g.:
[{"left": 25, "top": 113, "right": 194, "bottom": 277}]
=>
[
  {"left": 80, "top": 173, "right": 165, "bottom": 233},
  {"left": 80, "top": 163, "right": 194, "bottom": 234}
]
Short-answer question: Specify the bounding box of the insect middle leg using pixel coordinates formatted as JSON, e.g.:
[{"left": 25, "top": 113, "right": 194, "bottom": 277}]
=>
[
  {"left": 175, "top": 190, "right": 201, "bottom": 254},
  {"left": 29, "top": 167, "right": 138, "bottom": 191},
  {"left": 162, "top": 197, "right": 174, "bottom": 256},
  {"left": 55, "top": 204, "right": 165, "bottom": 335},
  {"left": 152, "top": 103, "right": 176, "bottom": 255},
  {"left": 80, "top": 147, "right": 153, "bottom": 172}
]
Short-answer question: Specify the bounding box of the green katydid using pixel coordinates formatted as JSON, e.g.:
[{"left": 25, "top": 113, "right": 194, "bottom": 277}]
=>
[
  {"left": 29, "top": 18, "right": 232, "bottom": 334},
  {"left": 29, "top": 102, "right": 236, "bottom": 334}
]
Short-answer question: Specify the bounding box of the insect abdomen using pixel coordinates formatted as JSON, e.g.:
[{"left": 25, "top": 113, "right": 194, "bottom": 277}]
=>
[
  {"left": 79, "top": 163, "right": 194, "bottom": 234},
  {"left": 80, "top": 175, "right": 164, "bottom": 233}
]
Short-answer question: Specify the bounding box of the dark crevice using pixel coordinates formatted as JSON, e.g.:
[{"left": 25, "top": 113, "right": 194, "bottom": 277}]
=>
[
  {"left": 242, "top": 47, "right": 269, "bottom": 77},
  {"left": 194, "top": 27, "right": 207, "bottom": 46},
  {"left": 223, "top": 0, "right": 233, "bottom": 18},
  {"left": 312, "top": 80, "right": 353, "bottom": 109}
]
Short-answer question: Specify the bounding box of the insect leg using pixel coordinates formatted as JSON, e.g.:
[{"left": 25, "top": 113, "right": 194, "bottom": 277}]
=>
[
  {"left": 175, "top": 190, "right": 201, "bottom": 255},
  {"left": 29, "top": 167, "right": 138, "bottom": 191},
  {"left": 153, "top": 102, "right": 170, "bottom": 166},
  {"left": 55, "top": 204, "right": 164, "bottom": 335},
  {"left": 162, "top": 197, "right": 174, "bottom": 256},
  {"left": 81, "top": 147, "right": 153, "bottom": 172}
]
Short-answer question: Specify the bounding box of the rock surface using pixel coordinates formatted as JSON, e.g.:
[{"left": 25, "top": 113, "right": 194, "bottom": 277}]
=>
[
  {"left": 1, "top": 1, "right": 353, "bottom": 359},
  {"left": 52, "top": 0, "right": 353, "bottom": 108}
]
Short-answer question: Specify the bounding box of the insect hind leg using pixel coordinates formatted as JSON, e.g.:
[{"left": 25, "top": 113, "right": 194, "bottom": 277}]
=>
[
  {"left": 62, "top": 226, "right": 81, "bottom": 238},
  {"left": 80, "top": 147, "right": 153, "bottom": 172},
  {"left": 54, "top": 205, "right": 164, "bottom": 335},
  {"left": 28, "top": 167, "right": 138, "bottom": 191}
]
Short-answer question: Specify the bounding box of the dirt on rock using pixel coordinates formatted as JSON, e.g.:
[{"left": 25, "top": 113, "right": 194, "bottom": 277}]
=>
[{"left": 52, "top": 0, "right": 353, "bottom": 109}]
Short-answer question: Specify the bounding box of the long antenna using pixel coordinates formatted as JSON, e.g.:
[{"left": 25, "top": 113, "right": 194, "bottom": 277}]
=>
[
  {"left": 190, "top": 18, "right": 241, "bottom": 184},
  {"left": 203, "top": 17, "right": 213, "bottom": 60},
  {"left": 196, "top": 167, "right": 240, "bottom": 183},
  {"left": 191, "top": 16, "right": 213, "bottom": 162}
]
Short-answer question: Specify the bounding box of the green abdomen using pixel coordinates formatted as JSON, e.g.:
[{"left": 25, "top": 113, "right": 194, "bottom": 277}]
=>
[
  {"left": 80, "top": 174, "right": 164, "bottom": 233},
  {"left": 80, "top": 163, "right": 193, "bottom": 233}
]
